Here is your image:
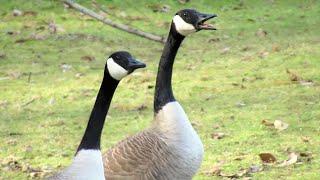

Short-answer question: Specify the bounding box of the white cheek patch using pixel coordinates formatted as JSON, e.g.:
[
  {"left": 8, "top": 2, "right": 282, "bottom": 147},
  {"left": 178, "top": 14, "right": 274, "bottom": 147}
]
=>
[
  {"left": 107, "top": 58, "right": 128, "bottom": 80},
  {"left": 173, "top": 15, "right": 196, "bottom": 36}
]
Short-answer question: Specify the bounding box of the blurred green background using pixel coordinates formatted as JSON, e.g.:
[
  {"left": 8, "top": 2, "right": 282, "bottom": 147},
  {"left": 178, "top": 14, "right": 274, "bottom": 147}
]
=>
[{"left": 0, "top": 0, "right": 319, "bottom": 179}]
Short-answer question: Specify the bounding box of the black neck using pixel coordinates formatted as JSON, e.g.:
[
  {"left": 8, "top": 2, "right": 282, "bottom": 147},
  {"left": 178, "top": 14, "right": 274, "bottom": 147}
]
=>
[
  {"left": 76, "top": 70, "right": 119, "bottom": 152},
  {"left": 154, "top": 23, "right": 185, "bottom": 113}
]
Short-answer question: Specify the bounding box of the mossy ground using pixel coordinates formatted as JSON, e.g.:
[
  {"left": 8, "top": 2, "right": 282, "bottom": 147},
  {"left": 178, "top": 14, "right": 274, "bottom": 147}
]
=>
[{"left": 0, "top": 0, "right": 319, "bottom": 179}]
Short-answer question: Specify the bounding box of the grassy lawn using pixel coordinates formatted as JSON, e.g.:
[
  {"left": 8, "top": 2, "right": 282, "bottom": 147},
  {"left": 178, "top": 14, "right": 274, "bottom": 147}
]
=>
[{"left": 0, "top": 0, "right": 319, "bottom": 179}]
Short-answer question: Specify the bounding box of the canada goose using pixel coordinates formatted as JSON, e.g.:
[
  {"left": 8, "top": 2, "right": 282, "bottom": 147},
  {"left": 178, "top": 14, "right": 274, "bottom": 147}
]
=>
[
  {"left": 103, "top": 9, "right": 217, "bottom": 179},
  {"left": 48, "top": 51, "right": 146, "bottom": 180}
]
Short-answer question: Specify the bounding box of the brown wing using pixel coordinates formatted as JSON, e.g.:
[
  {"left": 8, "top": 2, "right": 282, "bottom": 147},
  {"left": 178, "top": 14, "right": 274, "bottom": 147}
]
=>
[{"left": 103, "top": 130, "right": 172, "bottom": 180}]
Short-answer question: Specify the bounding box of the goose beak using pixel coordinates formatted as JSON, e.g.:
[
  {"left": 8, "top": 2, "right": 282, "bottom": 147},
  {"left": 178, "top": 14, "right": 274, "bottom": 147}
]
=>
[
  {"left": 196, "top": 13, "right": 217, "bottom": 30},
  {"left": 127, "top": 58, "right": 146, "bottom": 73}
]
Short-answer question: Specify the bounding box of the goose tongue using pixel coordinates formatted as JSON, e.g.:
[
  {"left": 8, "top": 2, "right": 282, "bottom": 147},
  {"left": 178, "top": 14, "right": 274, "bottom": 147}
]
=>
[
  {"left": 196, "top": 13, "right": 217, "bottom": 30},
  {"left": 198, "top": 23, "right": 216, "bottom": 30}
]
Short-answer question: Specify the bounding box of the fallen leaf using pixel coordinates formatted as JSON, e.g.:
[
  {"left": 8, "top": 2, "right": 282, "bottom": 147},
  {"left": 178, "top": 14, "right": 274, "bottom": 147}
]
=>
[
  {"left": 299, "top": 152, "right": 313, "bottom": 162},
  {"left": 221, "top": 47, "right": 230, "bottom": 54},
  {"left": 241, "top": 46, "right": 250, "bottom": 51},
  {"left": 219, "top": 169, "right": 249, "bottom": 178},
  {"left": 23, "top": 11, "right": 37, "bottom": 16},
  {"left": 286, "top": 69, "right": 302, "bottom": 82},
  {"left": 236, "top": 101, "right": 246, "bottom": 107},
  {"left": 9, "top": 132, "right": 23, "bottom": 136},
  {"left": 247, "top": 18, "right": 256, "bottom": 22},
  {"left": 259, "top": 153, "right": 277, "bottom": 163},
  {"left": 30, "top": 33, "right": 47, "bottom": 40},
  {"left": 15, "top": 38, "right": 31, "bottom": 43},
  {"left": 212, "top": 124, "right": 220, "bottom": 129},
  {"left": 236, "top": 169, "right": 249, "bottom": 177},
  {"left": 272, "top": 44, "right": 281, "bottom": 52},
  {"left": 202, "top": 161, "right": 224, "bottom": 176},
  {"left": 256, "top": 28, "right": 268, "bottom": 37},
  {"left": 0, "top": 53, "right": 6, "bottom": 59},
  {"left": 234, "top": 155, "right": 245, "bottom": 161},
  {"left": 81, "top": 55, "right": 95, "bottom": 62},
  {"left": 2, "top": 156, "right": 22, "bottom": 171},
  {"left": 208, "top": 37, "right": 220, "bottom": 43},
  {"left": 136, "top": 104, "right": 147, "bottom": 111},
  {"left": 50, "top": 120, "right": 65, "bottom": 127},
  {"left": 178, "top": 0, "right": 190, "bottom": 4},
  {"left": 277, "top": 152, "right": 298, "bottom": 167},
  {"left": 207, "top": 164, "right": 222, "bottom": 176},
  {"left": 299, "top": 80, "right": 314, "bottom": 86},
  {"left": 48, "top": 97, "right": 55, "bottom": 105},
  {"left": 261, "top": 119, "right": 274, "bottom": 127},
  {"left": 241, "top": 55, "right": 253, "bottom": 61},
  {"left": 60, "top": 63, "right": 72, "bottom": 72},
  {"left": 258, "top": 51, "right": 269, "bottom": 58},
  {"left": 48, "top": 21, "right": 57, "bottom": 34},
  {"left": 6, "top": 139, "right": 17, "bottom": 145},
  {"left": 25, "top": 145, "right": 33, "bottom": 152},
  {"left": 248, "top": 165, "right": 263, "bottom": 173},
  {"left": 0, "top": 100, "right": 9, "bottom": 108},
  {"left": 81, "top": 89, "right": 94, "bottom": 97},
  {"left": 75, "top": 73, "right": 84, "bottom": 78},
  {"left": 6, "top": 31, "right": 20, "bottom": 35},
  {"left": 21, "top": 96, "right": 40, "bottom": 107},
  {"left": 211, "top": 132, "right": 225, "bottom": 140},
  {"left": 149, "top": 4, "right": 171, "bottom": 13},
  {"left": 274, "top": 120, "right": 289, "bottom": 131},
  {"left": 299, "top": 152, "right": 312, "bottom": 157},
  {"left": 301, "top": 136, "right": 310, "bottom": 143}
]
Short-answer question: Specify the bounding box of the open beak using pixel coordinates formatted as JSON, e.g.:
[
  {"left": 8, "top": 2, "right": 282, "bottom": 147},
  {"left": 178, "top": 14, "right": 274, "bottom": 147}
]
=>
[
  {"left": 127, "top": 58, "right": 146, "bottom": 73},
  {"left": 196, "top": 13, "right": 217, "bottom": 30}
]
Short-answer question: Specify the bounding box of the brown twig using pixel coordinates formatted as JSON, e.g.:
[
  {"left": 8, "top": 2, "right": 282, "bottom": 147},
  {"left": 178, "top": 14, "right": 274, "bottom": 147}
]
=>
[{"left": 63, "top": 0, "right": 166, "bottom": 44}]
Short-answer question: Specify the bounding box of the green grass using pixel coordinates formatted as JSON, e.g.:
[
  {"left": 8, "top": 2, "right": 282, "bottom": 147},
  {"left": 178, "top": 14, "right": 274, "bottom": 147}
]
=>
[{"left": 0, "top": 0, "right": 319, "bottom": 179}]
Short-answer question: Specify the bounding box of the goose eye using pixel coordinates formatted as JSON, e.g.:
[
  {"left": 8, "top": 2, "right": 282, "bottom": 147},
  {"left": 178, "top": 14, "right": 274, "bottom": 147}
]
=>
[{"left": 183, "top": 13, "right": 187, "bottom": 17}]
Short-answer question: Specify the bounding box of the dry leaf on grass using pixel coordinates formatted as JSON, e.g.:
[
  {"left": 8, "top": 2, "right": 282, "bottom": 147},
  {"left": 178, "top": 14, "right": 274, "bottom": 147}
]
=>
[
  {"left": 60, "top": 63, "right": 72, "bottom": 72},
  {"left": 277, "top": 152, "right": 298, "bottom": 167},
  {"left": 0, "top": 53, "right": 6, "bottom": 59},
  {"left": 299, "top": 152, "right": 313, "bottom": 162},
  {"left": 274, "top": 120, "right": 289, "bottom": 131},
  {"left": 178, "top": 0, "right": 190, "bottom": 4},
  {"left": 256, "top": 28, "right": 268, "bottom": 37},
  {"left": 248, "top": 165, "right": 263, "bottom": 173},
  {"left": 219, "top": 169, "right": 249, "bottom": 178},
  {"left": 286, "top": 69, "right": 314, "bottom": 86},
  {"left": 261, "top": 119, "right": 273, "bottom": 127},
  {"left": 286, "top": 69, "right": 302, "bottom": 82},
  {"left": 301, "top": 136, "right": 310, "bottom": 143},
  {"left": 202, "top": 161, "right": 225, "bottom": 176},
  {"left": 23, "top": 11, "right": 37, "bottom": 16},
  {"left": 221, "top": 47, "right": 231, "bottom": 54},
  {"left": 211, "top": 132, "right": 226, "bottom": 140},
  {"left": 15, "top": 38, "right": 31, "bottom": 43},
  {"left": 81, "top": 55, "right": 95, "bottom": 62},
  {"left": 259, "top": 153, "right": 277, "bottom": 163}
]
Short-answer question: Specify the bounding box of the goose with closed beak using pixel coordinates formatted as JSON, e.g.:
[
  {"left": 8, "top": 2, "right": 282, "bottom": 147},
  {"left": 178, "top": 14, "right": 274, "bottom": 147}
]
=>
[
  {"left": 48, "top": 51, "right": 146, "bottom": 180},
  {"left": 103, "top": 9, "right": 217, "bottom": 179}
]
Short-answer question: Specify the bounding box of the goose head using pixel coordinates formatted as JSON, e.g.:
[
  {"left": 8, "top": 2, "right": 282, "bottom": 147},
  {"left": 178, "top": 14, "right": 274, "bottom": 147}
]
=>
[
  {"left": 106, "top": 51, "right": 146, "bottom": 81},
  {"left": 172, "top": 9, "right": 217, "bottom": 36}
]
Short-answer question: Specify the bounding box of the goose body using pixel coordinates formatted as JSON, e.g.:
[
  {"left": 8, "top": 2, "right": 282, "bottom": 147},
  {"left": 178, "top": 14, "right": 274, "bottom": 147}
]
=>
[
  {"left": 48, "top": 150, "right": 104, "bottom": 180},
  {"left": 48, "top": 51, "right": 146, "bottom": 180},
  {"left": 104, "top": 9, "right": 217, "bottom": 179},
  {"left": 104, "top": 101, "right": 203, "bottom": 179}
]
